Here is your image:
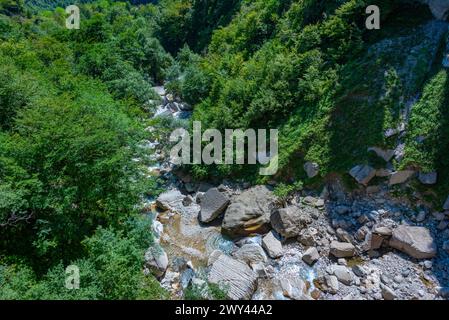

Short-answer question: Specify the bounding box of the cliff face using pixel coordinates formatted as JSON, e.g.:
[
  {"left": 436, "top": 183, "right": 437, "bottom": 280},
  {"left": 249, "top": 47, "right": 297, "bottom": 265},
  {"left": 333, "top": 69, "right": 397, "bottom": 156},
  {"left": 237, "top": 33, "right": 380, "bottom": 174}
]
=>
[{"left": 419, "top": 0, "right": 449, "bottom": 19}]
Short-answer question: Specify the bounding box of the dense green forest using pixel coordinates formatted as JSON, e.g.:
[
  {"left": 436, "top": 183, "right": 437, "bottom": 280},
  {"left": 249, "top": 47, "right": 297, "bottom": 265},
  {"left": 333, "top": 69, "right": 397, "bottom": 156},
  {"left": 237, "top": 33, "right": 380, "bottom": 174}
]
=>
[{"left": 1, "top": 0, "right": 448, "bottom": 299}]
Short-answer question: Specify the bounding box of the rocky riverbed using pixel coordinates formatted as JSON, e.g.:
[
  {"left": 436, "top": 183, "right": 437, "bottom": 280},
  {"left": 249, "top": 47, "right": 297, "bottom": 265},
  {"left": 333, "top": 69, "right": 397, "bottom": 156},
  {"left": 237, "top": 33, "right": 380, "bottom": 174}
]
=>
[{"left": 141, "top": 87, "right": 449, "bottom": 301}]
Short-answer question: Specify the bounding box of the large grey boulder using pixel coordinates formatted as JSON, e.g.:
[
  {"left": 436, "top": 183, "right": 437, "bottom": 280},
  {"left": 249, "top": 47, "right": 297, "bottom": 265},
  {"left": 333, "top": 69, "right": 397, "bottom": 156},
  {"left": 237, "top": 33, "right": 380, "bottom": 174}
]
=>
[
  {"left": 144, "top": 245, "right": 168, "bottom": 278},
  {"left": 199, "top": 188, "right": 230, "bottom": 223},
  {"left": 330, "top": 241, "right": 356, "bottom": 258},
  {"left": 389, "top": 225, "right": 437, "bottom": 259},
  {"left": 270, "top": 206, "right": 311, "bottom": 238},
  {"left": 262, "top": 231, "right": 283, "bottom": 258},
  {"left": 233, "top": 244, "right": 267, "bottom": 266},
  {"left": 222, "top": 186, "right": 276, "bottom": 237},
  {"left": 349, "top": 165, "right": 376, "bottom": 185},
  {"left": 208, "top": 253, "right": 257, "bottom": 300}
]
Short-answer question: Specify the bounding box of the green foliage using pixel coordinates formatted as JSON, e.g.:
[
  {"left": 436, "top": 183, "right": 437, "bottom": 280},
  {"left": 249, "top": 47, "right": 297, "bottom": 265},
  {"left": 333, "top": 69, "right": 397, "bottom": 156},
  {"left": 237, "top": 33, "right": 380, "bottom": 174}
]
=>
[
  {"left": 0, "top": 216, "right": 168, "bottom": 300},
  {"left": 0, "top": 0, "right": 173, "bottom": 299}
]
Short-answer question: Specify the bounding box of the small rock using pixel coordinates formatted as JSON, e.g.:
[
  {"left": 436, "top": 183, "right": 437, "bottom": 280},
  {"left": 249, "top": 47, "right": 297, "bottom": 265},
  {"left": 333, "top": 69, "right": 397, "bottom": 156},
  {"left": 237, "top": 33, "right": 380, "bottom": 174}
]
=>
[
  {"left": 432, "top": 211, "right": 445, "bottom": 221},
  {"left": 374, "top": 226, "right": 393, "bottom": 237},
  {"left": 271, "top": 206, "right": 311, "bottom": 238},
  {"left": 144, "top": 245, "right": 168, "bottom": 278},
  {"left": 262, "top": 231, "right": 283, "bottom": 258},
  {"left": 298, "top": 228, "right": 318, "bottom": 246},
  {"left": 444, "top": 196, "right": 449, "bottom": 210},
  {"left": 325, "top": 275, "right": 339, "bottom": 294},
  {"left": 352, "top": 265, "right": 367, "bottom": 278},
  {"left": 304, "top": 162, "right": 320, "bottom": 178},
  {"left": 349, "top": 165, "right": 376, "bottom": 185},
  {"left": 423, "top": 260, "right": 433, "bottom": 270},
  {"left": 233, "top": 244, "right": 268, "bottom": 266},
  {"left": 302, "top": 247, "right": 320, "bottom": 265},
  {"left": 280, "top": 276, "right": 307, "bottom": 300},
  {"left": 389, "top": 170, "right": 415, "bottom": 186},
  {"left": 418, "top": 172, "right": 437, "bottom": 185},
  {"left": 381, "top": 285, "right": 397, "bottom": 300},
  {"left": 437, "top": 220, "right": 448, "bottom": 230},
  {"left": 330, "top": 241, "right": 356, "bottom": 258},
  {"left": 415, "top": 211, "right": 427, "bottom": 223},
  {"left": 331, "top": 265, "right": 353, "bottom": 285},
  {"left": 337, "top": 258, "right": 347, "bottom": 266}
]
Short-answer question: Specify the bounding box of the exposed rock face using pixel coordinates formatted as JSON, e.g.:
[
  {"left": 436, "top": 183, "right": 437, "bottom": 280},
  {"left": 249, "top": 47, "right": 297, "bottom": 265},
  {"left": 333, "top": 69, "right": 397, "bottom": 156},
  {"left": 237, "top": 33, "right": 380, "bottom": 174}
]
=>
[
  {"left": 208, "top": 253, "right": 257, "bottom": 300},
  {"left": 199, "top": 188, "right": 229, "bottom": 223},
  {"left": 389, "top": 225, "right": 437, "bottom": 259},
  {"left": 144, "top": 245, "right": 168, "bottom": 278},
  {"left": 270, "top": 206, "right": 311, "bottom": 238},
  {"left": 330, "top": 241, "right": 356, "bottom": 258},
  {"left": 262, "top": 231, "right": 283, "bottom": 258},
  {"left": 233, "top": 244, "right": 267, "bottom": 266},
  {"left": 349, "top": 165, "right": 376, "bottom": 185},
  {"left": 222, "top": 186, "right": 275, "bottom": 237},
  {"left": 389, "top": 170, "right": 415, "bottom": 186}
]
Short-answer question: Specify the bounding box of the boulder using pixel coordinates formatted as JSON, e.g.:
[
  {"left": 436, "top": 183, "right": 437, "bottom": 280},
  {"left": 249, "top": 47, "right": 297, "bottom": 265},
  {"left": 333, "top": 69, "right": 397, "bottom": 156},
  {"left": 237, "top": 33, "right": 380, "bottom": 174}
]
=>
[
  {"left": 418, "top": 172, "right": 437, "bottom": 185},
  {"left": 304, "top": 162, "right": 320, "bottom": 178},
  {"left": 208, "top": 253, "right": 257, "bottom": 300},
  {"left": 156, "top": 189, "right": 184, "bottom": 211},
  {"left": 222, "top": 186, "right": 275, "bottom": 237},
  {"left": 298, "top": 227, "right": 318, "bottom": 246},
  {"left": 199, "top": 188, "right": 230, "bottom": 223},
  {"left": 389, "top": 170, "right": 415, "bottom": 186},
  {"left": 363, "top": 232, "right": 384, "bottom": 251},
  {"left": 349, "top": 165, "right": 376, "bottom": 185},
  {"left": 144, "top": 245, "right": 168, "bottom": 278},
  {"left": 381, "top": 285, "right": 397, "bottom": 300},
  {"left": 271, "top": 206, "right": 311, "bottom": 238},
  {"left": 330, "top": 265, "right": 353, "bottom": 285},
  {"left": 302, "top": 247, "right": 320, "bottom": 265},
  {"left": 330, "top": 241, "right": 356, "bottom": 258},
  {"left": 233, "top": 244, "right": 268, "bottom": 266},
  {"left": 280, "top": 276, "right": 308, "bottom": 300},
  {"left": 389, "top": 225, "right": 437, "bottom": 259},
  {"left": 324, "top": 275, "right": 339, "bottom": 294},
  {"left": 262, "top": 231, "right": 283, "bottom": 258},
  {"left": 368, "top": 147, "right": 395, "bottom": 162}
]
